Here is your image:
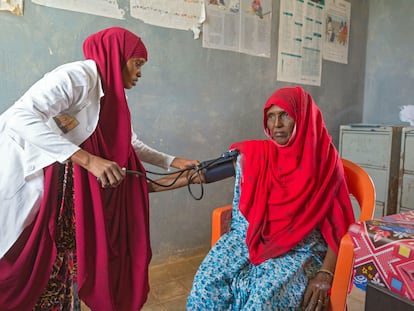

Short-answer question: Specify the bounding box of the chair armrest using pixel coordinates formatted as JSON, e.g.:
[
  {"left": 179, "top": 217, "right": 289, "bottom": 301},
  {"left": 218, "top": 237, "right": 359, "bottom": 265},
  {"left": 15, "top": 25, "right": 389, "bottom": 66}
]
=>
[
  {"left": 211, "top": 204, "right": 232, "bottom": 247},
  {"left": 329, "top": 233, "right": 354, "bottom": 311}
]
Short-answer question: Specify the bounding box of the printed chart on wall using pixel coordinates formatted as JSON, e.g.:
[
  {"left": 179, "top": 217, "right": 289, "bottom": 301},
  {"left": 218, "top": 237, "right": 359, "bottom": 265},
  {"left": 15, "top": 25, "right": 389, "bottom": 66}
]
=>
[
  {"left": 277, "top": 0, "right": 324, "bottom": 86},
  {"left": 31, "top": 0, "right": 125, "bottom": 19},
  {"left": 130, "top": 0, "right": 206, "bottom": 39},
  {"left": 203, "top": 0, "right": 272, "bottom": 58},
  {"left": 323, "top": 0, "right": 350, "bottom": 64},
  {"left": 0, "top": 0, "right": 23, "bottom": 16}
]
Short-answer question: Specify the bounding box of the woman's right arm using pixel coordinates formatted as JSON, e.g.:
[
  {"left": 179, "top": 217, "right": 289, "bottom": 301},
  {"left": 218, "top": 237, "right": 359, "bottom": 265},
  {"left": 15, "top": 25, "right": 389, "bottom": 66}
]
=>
[
  {"left": 6, "top": 62, "right": 125, "bottom": 187},
  {"left": 70, "top": 149, "right": 126, "bottom": 188},
  {"left": 6, "top": 64, "right": 90, "bottom": 164}
]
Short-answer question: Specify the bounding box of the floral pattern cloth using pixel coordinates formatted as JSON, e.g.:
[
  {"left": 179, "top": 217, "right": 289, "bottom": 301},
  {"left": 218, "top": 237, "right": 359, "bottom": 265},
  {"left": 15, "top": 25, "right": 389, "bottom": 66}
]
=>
[
  {"left": 187, "top": 158, "right": 328, "bottom": 310},
  {"left": 34, "top": 163, "right": 80, "bottom": 311},
  {"left": 350, "top": 211, "right": 414, "bottom": 299}
]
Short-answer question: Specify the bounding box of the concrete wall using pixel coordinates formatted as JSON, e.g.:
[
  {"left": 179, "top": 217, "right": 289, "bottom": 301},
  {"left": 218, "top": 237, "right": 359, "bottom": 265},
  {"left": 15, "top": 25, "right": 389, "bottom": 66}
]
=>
[
  {"left": 363, "top": 0, "right": 414, "bottom": 125},
  {"left": 0, "top": 0, "right": 369, "bottom": 263}
]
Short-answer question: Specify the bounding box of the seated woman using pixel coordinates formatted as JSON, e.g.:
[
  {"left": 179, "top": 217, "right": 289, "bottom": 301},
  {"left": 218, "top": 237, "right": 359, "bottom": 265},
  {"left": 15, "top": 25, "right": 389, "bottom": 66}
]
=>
[{"left": 187, "top": 86, "right": 355, "bottom": 311}]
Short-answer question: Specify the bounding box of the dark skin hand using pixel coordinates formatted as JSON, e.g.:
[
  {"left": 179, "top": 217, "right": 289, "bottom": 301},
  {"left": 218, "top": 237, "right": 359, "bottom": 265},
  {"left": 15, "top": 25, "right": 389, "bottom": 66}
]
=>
[
  {"left": 301, "top": 247, "right": 336, "bottom": 311},
  {"left": 71, "top": 149, "right": 126, "bottom": 188},
  {"left": 301, "top": 272, "right": 332, "bottom": 310}
]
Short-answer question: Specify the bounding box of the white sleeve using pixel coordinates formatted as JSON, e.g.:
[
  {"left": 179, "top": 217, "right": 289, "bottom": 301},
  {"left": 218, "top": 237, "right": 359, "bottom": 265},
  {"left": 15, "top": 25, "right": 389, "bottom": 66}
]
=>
[
  {"left": 131, "top": 129, "right": 174, "bottom": 170},
  {"left": 5, "top": 66, "right": 89, "bottom": 163}
]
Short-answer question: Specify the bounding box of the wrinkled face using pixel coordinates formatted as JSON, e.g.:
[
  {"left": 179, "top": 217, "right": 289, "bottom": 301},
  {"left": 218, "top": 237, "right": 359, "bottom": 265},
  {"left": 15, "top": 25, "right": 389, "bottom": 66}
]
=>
[
  {"left": 266, "top": 105, "right": 295, "bottom": 145},
  {"left": 122, "top": 57, "right": 146, "bottom": 89}
]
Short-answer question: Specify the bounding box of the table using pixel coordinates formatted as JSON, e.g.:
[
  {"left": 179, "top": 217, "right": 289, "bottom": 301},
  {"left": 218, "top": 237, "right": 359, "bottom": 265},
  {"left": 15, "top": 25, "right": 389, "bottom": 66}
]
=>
[
  {"left": 365, "top": 282, "right": 414, "bottom": 311},
  {"left": 348, "top": 210, "right": 414, "bottom": 301}
]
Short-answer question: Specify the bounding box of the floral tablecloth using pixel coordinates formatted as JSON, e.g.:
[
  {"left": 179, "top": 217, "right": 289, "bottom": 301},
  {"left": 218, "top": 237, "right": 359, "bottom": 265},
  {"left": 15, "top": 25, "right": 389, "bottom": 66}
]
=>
[{"left": 349, "top": 210, "right": 414, "bottom": 300}]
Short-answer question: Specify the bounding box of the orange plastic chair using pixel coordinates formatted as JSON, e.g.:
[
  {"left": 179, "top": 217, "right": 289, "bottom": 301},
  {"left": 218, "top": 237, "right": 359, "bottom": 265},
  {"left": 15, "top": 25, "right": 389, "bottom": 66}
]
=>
[{"left": 211, "top": 158, "right": 375, "bottom": 311}]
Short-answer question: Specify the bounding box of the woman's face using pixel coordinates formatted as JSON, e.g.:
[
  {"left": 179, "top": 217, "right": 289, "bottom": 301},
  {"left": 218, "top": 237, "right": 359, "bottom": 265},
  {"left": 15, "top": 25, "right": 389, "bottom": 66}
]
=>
[
  {"left": 266, "top": 104, "right": 295, "bottom": 145},
  {"left": 122, "top": 57, "right": 146, "bottom": 89}
]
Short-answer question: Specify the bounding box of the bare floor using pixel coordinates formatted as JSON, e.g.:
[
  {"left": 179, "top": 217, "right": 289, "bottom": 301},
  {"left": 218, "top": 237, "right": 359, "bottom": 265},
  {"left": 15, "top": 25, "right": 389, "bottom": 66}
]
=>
[{"left": 82, "top": 250, "right": 366, "bottom": 311}]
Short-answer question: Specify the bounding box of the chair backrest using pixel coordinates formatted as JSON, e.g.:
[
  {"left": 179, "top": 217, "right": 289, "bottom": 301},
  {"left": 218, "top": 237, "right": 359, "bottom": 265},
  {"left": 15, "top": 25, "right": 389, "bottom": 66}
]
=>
[
  {"left": 329, "top": 158, "right": 376, "bottom": 311},
  {"left": 341, "top": 158, "right": 376, "bottom": 222}
]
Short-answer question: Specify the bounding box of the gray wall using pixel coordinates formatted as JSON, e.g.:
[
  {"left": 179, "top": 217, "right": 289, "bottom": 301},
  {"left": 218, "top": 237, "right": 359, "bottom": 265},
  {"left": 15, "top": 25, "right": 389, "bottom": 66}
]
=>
[
  {"left": 363, "top": 0, "right": 414, "bottom": 125},
  {"left": 0, "top": 0, "right": 369, "bottom": 263}
]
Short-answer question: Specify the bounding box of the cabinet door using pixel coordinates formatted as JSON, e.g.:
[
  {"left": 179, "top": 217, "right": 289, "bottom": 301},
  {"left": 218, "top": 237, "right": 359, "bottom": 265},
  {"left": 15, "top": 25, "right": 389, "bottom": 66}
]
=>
[
  {"left": 363, "top": 167, "right": 388, "bottom": 204},
  {"left": 351, "top": 196, "right": 384, "bottom": 218},
  {"left": 340, "top": 126, "right": 403, "bottom": 215},
  {"left": 402, "top": 132, "right": 414, "bottom": 171},
  {"left": 399, "top": 175, "right": 414, "bottom": 211},
  {"left": 340, "top": 131, "right": 391, "bottom": 169},
  {"left": 398, "top": 129, "right": 414, "bottom": 212}
]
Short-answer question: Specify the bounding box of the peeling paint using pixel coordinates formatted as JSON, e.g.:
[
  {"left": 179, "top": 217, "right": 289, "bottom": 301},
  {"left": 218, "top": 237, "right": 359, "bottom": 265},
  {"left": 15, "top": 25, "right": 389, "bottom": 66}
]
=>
[{"left": 0, "top": 1, "right": 23, "bottom": 16}]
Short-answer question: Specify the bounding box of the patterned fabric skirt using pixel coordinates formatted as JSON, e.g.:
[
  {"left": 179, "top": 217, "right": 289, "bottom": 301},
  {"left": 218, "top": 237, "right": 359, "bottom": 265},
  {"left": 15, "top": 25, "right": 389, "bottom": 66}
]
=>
[
  {"left": 187, "top": 158, "right": 328, "bottom": 311},
  {"left": 33, "top": 162, "right": 80, "bottom": 311}
]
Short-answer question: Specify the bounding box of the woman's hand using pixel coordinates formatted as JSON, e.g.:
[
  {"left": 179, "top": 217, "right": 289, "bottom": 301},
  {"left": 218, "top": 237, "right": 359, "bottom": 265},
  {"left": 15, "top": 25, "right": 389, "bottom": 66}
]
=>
[
  {"left": 300, "top": 271, "right": 333, "bottom": 311},
  {"left": 171, "top": 157, "right": 200, "bottom": 170},
  {"left": 70, "top": 149, "right": 126, "bottom": 188}
]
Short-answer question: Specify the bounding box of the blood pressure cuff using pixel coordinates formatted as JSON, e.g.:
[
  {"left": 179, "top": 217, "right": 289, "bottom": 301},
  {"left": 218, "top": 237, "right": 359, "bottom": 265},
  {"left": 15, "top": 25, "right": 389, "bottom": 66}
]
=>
[{"left": 201, "top": 149, "right": 239, "bottom": 183}]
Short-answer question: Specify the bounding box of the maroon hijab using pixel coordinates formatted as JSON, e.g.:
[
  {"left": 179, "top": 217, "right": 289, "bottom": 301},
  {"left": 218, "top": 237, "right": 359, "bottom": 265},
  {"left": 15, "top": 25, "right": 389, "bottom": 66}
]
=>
[
  {"left": 76, "top": 27, "right": 151, "bottom": 310},
  {"left": 0, "top": 27, "right": 151, "bottom": 311},
  {"left": 231, "top": 86, "right": 355, "bottom": 265}
]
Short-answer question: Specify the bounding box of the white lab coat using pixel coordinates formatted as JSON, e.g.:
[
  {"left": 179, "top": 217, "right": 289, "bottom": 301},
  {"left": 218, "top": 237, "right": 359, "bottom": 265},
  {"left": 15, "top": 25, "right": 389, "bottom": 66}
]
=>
[{"left": 0, "top": 60, "right": 173, "bottom": 258}]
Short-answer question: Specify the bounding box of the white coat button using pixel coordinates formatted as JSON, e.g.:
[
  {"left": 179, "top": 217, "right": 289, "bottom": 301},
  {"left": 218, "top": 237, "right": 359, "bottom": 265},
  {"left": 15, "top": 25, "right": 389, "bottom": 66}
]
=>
[
  {"left": 86, "top": 126, "right": 93, "bottom": 132},
  {"left": 29, "top": 165, "right": 35, "bottom": 171}
]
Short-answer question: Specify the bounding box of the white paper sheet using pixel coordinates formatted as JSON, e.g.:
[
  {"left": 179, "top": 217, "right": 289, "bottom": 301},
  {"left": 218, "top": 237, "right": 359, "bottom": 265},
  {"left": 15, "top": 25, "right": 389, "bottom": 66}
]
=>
[
  {"left": 202, "top": 0, "right": 272, "bottom": 58},
  {"left": 323, "top": 0, "right": 351, "bottom": 64},
  {"left": 130, "top": 0, "right": 206, "bottom": 39},
  {"left": 31, "top": 0, "right": 125, "bottom": 19},
  {"left": 277, "top": 0, "right": 324, "bottom": 86},
  {"left": 0, "top": 0, "right": 23, "bottom": 16}
]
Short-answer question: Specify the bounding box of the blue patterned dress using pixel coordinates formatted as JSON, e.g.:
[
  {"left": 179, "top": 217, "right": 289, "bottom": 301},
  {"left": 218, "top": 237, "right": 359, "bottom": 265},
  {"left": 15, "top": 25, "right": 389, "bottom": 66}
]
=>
[{"left": 187, "top": 158, "right": 328, "bottom": 311}]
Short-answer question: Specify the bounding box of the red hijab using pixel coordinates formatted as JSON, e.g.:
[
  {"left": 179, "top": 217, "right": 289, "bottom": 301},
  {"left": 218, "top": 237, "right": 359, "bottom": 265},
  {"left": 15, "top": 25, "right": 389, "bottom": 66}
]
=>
[
  {"left": 230, "top": 86, "right": 355, "bottom": 265},
  {"left": 0, "top": 27, "right": 151, "bottom": 311}
]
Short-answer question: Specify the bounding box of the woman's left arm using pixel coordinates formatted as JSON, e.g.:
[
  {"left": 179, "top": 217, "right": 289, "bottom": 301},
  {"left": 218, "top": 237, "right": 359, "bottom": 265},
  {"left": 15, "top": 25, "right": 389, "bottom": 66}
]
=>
[
  {"left": 131, "top": 129, "right": 200, "bottom": 170},
  {"left": 301, "top": 246, "right": 336, "bottom": 311}
]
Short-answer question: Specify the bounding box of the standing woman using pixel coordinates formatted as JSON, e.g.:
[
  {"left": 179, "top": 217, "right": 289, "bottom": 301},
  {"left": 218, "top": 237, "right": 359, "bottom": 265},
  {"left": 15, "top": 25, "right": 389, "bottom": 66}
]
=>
[{"left": 0, "top": 27, "right": 198, "bottom": 310}]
